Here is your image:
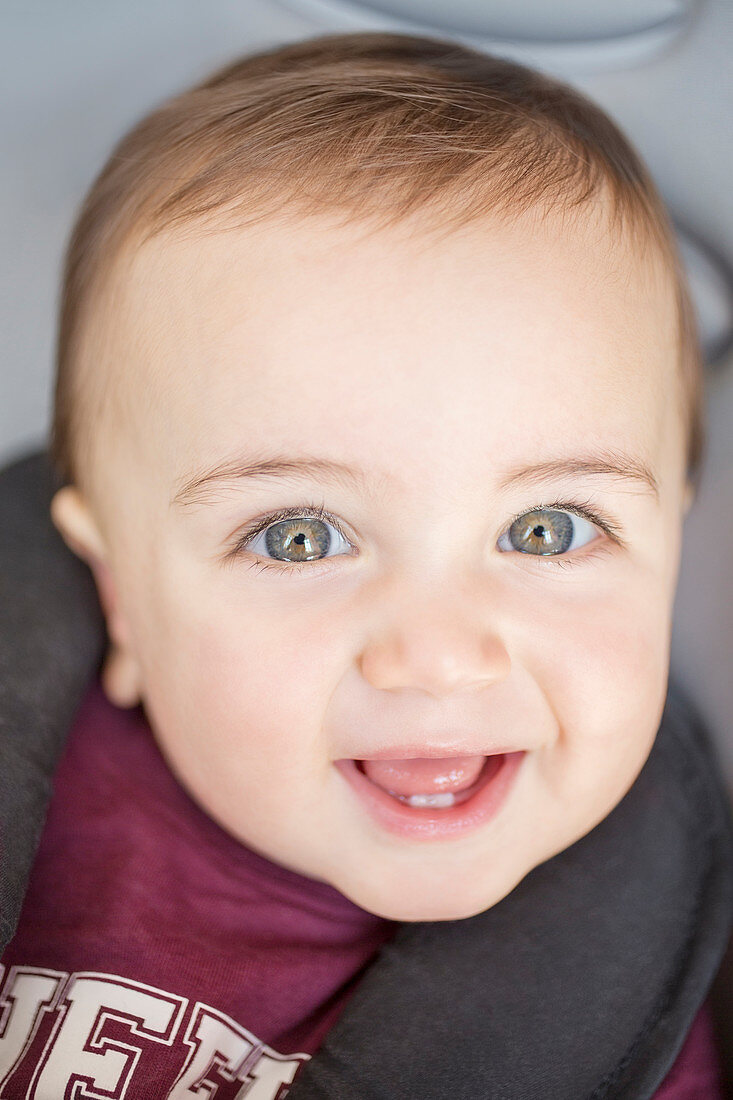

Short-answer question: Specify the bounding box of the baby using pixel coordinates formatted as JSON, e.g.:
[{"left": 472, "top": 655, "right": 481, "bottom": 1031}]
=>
[{"left": 1, "top": 29, "right": 730, "bottom": 1100}]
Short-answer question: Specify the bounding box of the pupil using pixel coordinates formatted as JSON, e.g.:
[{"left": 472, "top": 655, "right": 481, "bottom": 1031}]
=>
[
  {"left": 294, "top": 533, "right": 306, "bottom": 545},
  {"left": 533, "top": 525, "right": 545, "bottom": 537}
]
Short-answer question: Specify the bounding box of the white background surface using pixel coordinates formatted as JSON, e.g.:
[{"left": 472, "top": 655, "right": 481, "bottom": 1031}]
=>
[{"left": 1, "top": 0, "right": 731, "bottom": 784}]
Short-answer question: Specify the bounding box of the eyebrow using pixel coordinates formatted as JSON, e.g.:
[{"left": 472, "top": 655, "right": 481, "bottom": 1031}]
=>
[
  {"left": 171, "top": 447, "right": 659, "bottom": 508},
  {"left": 498, "top": 452, "right": 659, "bottom": 500},
  {"left": 172, "top": 454, "right": 390, "bottom": 508}
]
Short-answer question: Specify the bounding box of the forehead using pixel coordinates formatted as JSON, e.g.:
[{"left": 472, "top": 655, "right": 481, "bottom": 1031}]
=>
[{"left": 101, "top": 203, "right": 680, "bottom": 504}]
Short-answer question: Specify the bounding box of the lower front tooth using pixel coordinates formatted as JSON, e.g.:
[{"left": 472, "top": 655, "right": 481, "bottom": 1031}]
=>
[{"left": 405, "top": 792, "right": 455, "bottom": 808}]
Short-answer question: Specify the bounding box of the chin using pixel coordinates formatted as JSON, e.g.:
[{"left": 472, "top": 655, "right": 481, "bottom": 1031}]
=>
[{"left": 340, "top": 876, "right": 518, "bottom": 924}]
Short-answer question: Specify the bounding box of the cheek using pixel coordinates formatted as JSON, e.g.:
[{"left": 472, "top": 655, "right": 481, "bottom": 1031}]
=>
[
  {"left": 134, "top": 566, "right": 340, "bottom": 785},
  {"left": 528, "top": 568, "right": 672, "bottom": 791}
]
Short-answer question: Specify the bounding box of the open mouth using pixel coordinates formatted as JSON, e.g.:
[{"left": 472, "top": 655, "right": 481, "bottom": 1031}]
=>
[
  {"left": 334, "top": 752, "right": 526, "bottom": 840},
  {"left": 354, "top": 754, "right": 504, "bottom": 808}
]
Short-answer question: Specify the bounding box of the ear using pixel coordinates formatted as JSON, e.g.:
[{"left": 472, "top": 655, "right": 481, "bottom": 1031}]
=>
[
  {"left": 50, "top": 486, "right": 143, "bottom": 709},
  {"left": 682, "top": 481, "right": 695, "bottom": 518}
]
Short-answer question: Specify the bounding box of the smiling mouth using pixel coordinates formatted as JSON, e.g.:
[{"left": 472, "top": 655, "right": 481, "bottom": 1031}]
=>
[
  {"left": 335, "top": 751, "right": 526, "bottom": 840},
  {"left": 354, "top": 755, "right": 504, "bottom": 809}
]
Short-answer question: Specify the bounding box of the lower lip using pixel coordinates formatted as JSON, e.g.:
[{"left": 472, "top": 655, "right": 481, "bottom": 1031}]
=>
[{"left": 334, "top": 752, "right": 526, "bottom": 840}]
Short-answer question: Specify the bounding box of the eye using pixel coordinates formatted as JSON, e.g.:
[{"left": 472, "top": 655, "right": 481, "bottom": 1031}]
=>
[
  {"left": 496, "top": 505, "right": 603, "bottom": 560},
  {"left": 232, "top": 506, "right": 353, "bottom": 573}
]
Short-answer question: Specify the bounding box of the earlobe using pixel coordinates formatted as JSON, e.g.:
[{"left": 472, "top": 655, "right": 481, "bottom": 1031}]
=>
[{"left": 101, "top": 643, "right": 143, "bottom": 709}]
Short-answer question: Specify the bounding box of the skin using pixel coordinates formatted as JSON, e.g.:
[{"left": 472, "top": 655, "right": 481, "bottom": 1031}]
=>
[{"left": 51, "top": 200, "right": 694, "bottom": 922}]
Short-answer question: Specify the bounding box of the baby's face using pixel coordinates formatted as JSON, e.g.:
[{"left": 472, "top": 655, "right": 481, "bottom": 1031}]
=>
[{"left": 55, "top": 200, "right": 690, "bottom": 922}]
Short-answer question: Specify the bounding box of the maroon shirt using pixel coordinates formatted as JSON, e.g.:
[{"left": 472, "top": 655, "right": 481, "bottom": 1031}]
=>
[{"left": 0, "top": 678, "right": 724, "bottom": 1097}]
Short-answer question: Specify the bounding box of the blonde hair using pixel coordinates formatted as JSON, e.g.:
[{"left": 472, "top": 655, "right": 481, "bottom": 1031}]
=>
[{"left": 50, "top": 31, "right": 704, "bottom": 499}]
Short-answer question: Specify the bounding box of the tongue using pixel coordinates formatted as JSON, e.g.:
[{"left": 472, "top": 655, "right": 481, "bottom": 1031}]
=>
[{"left": 361, "top": 755, "right": 486, "bottom": 797}]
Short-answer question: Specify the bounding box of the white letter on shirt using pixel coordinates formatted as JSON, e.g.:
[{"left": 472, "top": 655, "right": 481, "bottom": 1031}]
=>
[
  {"left": 0, "top": 966, "right": 64, "bottom": 1089},
  {"left": 29, "top": 972, "right": 184, "bottom": 1100}
]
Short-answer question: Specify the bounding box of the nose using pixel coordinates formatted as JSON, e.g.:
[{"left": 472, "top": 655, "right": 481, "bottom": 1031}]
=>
[{"left": 358, "top": 589, "right": 511, "bottom": 699}]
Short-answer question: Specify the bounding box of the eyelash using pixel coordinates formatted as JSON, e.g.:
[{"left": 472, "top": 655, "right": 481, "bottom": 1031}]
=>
[
  {"left": 224, "top": 497, "right": 624, "bottom": 577},
  {"left": 225, "top": 502, "right": 347, "bottom": 576},
  {"left": 507, "top": 497, "right": 624, "bottom": 571}
]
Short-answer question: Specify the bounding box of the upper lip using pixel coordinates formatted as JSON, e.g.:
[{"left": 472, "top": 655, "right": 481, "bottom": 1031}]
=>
[{"left": 347, "top": 744, "right": 519, "bottom": 760}]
